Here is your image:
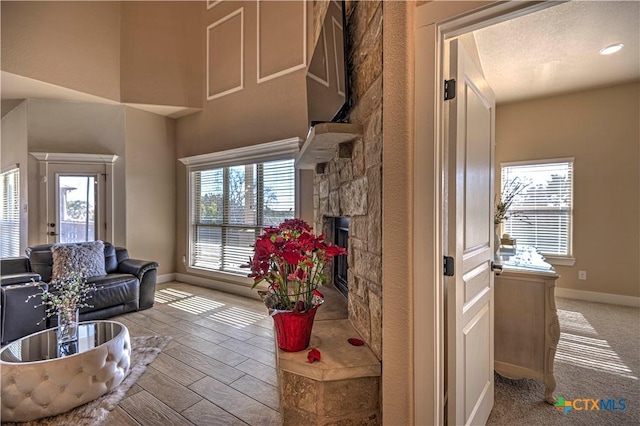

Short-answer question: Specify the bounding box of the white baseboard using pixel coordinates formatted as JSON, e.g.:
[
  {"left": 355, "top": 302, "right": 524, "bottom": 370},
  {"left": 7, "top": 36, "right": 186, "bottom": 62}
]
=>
[
  {"left": 156, "top": 273, "right": 176, "bottom": 284},
  {"left": 555, "top": 288, "right": 640, "bottom": 308},
  {"left": 174, "top": 273, "right": 261, "bottom": 301}
]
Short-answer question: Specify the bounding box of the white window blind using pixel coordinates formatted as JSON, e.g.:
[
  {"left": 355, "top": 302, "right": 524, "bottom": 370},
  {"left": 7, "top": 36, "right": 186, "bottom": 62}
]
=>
[
  {"left": 1, "top": 168, "right": 20, "bottom": 258},
  {"left": 501, "top": 160, "right": 573, "bottom": 257},
  {"left": 190, "top": 159, "right": 295, "bottom": 275}
]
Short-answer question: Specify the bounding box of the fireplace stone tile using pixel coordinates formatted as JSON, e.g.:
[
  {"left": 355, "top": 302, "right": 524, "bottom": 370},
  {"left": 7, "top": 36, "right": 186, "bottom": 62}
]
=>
[
  {"left": 280, "top": 371, "right": 317, "bottom": 413},
  {"left": 339, "top": 177, "right": 368, "bottom": 216},
  {"left": 324, "top": 376, "right": 379, "bottom": 416}
]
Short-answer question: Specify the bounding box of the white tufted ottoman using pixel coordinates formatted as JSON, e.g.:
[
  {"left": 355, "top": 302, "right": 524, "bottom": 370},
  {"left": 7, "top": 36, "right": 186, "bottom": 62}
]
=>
[{"left": 0, "top": 321, "right": 131, "bottom": 422}]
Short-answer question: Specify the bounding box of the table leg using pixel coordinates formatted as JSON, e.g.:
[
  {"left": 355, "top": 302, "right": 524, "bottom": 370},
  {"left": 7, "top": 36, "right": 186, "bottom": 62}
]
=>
[{"left": 544, "top": 373, "right": 557, "bottom": 405}]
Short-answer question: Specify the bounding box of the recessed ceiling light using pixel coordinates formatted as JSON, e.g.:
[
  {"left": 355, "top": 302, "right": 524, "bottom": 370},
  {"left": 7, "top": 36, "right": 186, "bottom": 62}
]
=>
[{"left": 599, "top": 44, "right": 624, "bottom": 55}]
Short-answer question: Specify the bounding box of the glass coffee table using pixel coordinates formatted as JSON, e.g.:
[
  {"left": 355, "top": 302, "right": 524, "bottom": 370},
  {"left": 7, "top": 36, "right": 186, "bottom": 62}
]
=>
[{"left": 0, "top": 321, "right": 131, "bottom": 422}]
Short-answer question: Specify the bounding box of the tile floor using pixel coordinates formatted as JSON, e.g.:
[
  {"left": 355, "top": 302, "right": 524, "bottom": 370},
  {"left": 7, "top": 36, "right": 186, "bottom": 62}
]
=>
[{"left": 104, "top": 281, "right": 282, "bottom": 426}]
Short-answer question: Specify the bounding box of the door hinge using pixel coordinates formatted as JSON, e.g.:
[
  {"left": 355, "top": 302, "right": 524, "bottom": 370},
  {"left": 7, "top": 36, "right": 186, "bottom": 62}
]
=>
[
  {"left": 444, "top": 79, "right": 456, "bottom": 101},
  {"left": 444, "top": 256, "right": 455, "bottom": 276}
]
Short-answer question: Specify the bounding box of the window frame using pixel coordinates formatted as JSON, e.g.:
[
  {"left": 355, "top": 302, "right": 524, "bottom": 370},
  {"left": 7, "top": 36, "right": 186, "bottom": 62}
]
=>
[
  {"left": 1, "top": 165, "right": 21, "bottom": 258},
  {"left": 179, "top": 138, "right": 301, "bottom": 284},
  {"left": 500, "top": 157, "right": 576, "bottom": 266}
]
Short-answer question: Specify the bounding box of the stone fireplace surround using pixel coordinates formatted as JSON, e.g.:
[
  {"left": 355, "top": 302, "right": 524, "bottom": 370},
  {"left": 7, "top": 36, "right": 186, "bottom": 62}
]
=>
[
  {"left": 276, "top": 1, "right": 383, "bottom": 423},
  {"left": 314, "top": 143, "right": 382, "bottom": 360},
  {"left": 278, "top": 114, "right": 383, "bottom": 423}
]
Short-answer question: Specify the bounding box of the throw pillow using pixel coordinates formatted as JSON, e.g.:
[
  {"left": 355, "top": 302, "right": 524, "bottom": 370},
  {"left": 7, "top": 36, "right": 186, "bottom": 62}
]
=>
[{"left": 51, "top": 240, "right": 107, "bottom": 280}]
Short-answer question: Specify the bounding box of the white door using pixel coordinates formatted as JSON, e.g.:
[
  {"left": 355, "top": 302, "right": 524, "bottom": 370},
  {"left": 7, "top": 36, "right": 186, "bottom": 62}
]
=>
[
  {"left": 445, "top": 38, "right": 496, "bottom": 425},
  {"left": 45, "top": 163, "right": 106, "bottom": 244}
]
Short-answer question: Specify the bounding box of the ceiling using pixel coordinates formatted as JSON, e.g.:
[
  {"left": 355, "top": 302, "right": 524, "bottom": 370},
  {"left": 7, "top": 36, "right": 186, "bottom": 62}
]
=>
[{"left": 473, "top": 0, "right": 640, "bottom": 104}]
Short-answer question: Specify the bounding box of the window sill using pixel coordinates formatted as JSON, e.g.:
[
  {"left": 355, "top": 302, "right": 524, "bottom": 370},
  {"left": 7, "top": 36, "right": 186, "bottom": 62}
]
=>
[
  {"left": 185, "top": 265, "right": 255, "bottom": 287},
  {"left": 544, "top": 256, "right": 576, "bottom": 267}
]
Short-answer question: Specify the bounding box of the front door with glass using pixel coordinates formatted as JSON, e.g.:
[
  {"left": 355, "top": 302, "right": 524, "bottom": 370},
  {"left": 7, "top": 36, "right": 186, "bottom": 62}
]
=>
[{"left": 46, "top": 164, "right": 106, "bottom": 244}]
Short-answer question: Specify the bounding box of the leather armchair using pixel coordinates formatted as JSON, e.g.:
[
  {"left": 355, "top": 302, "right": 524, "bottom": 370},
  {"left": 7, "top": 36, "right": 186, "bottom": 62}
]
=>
[
  {"left": 1, "top": 257, "right": 47, "bottom": 345},
  {"left": 114, "top": 248, "right": 158, "bottom": 310}
]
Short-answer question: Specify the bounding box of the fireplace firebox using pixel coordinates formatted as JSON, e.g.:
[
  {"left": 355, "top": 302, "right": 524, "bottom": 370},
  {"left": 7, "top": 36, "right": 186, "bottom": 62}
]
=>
[{"left": 333, "top": 217, "right": 350, "bottom": 297}]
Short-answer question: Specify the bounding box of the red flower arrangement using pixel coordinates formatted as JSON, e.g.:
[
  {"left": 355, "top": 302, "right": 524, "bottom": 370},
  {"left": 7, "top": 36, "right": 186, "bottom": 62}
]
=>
[{"left": 246, "top": 218, "right": 347, "bottom": 312}]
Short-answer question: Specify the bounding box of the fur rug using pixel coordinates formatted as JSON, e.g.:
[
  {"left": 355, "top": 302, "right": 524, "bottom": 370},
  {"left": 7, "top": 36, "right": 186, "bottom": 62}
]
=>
[{"left": 5, "top": 335, "right": 171, "bottom": 426}]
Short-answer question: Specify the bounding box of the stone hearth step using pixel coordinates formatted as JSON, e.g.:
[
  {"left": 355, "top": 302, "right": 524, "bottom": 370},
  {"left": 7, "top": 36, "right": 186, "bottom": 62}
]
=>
[{"left": 277, "top": 318, "right": 381, "bottom": 424}]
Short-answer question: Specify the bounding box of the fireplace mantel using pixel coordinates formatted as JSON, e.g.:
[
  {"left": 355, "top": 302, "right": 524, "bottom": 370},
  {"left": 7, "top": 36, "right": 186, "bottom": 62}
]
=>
[{"left": 295, "top": 122, "right": 362, "bottom": 169}]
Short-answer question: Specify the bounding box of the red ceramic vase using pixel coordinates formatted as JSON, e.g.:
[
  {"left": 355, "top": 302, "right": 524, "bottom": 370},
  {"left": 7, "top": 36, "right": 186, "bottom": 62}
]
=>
[{"left": 272, "top": 304, "right": 320, "bottom": 352}]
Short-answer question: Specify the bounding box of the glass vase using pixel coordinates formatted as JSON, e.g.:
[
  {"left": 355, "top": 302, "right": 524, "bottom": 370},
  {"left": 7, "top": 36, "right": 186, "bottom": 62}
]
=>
[{"left": 57, "top": 308, "right": 79, "bottom": 343}]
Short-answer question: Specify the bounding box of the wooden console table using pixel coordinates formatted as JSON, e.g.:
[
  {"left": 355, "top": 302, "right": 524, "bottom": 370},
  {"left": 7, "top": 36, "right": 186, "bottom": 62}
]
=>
[{"left": 494, "top": 247, "right": 560, "bottom": 404}]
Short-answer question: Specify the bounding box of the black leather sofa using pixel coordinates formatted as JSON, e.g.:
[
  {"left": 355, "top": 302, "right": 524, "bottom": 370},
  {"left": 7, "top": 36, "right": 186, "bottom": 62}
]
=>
[
  {"left": 0, "top": 257, "right": 47, "bottom": 345},
  {"left": 0, "top": 242, "right": 158, "bottom": 345}
]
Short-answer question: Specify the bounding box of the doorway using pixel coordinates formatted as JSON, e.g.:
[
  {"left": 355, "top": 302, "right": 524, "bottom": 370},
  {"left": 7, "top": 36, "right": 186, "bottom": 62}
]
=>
[
  {"left": 33, "top": 153, "right": 117, "bottom": 245},
  {"left": 414, "top": 1, "right": 564, "bottom": 424}
]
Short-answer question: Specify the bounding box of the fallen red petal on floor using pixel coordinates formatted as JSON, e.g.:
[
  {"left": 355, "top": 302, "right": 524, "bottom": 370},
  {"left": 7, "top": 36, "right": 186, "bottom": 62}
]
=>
[
  {"left": 307, "top": 348, "right": 322, "bottom": 363},
  {"left": 348, "top": 338, "right": 365, "bottom": 346}
]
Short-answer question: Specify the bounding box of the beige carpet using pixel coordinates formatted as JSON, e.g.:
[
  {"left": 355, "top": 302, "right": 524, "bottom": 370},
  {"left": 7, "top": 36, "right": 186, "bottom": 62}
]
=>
[
  {"left": 488, "top": 297, "right": 640, "bottom": 425},
  {"left": 5, "top": 335, "right": 171, "bottom": 426}
]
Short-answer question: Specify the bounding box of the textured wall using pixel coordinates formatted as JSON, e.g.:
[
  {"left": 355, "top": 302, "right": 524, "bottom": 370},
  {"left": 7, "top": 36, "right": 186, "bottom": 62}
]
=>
[
  {"left": 0, "top": 101, "right": 29, "bottom": 252},
  {"left": 1, "top": 1, "right": 203, "bottom": 108},
  {"left": 382, "top": 2, "right": 415, "bottom": 423},
  {"left": 120, "top": 1, "right": 202, "bottom": 108},
  {"left": 496, "top": 82, "right": 640, "bottom": 298},
  {"left": 1, "top": 1, "right": 122, "bottom": 101},
  {"left": 124, "top": 107, "right": 177, "bottom": 275},
  {"left": 175, "top": 0, "right": 309, "bottom": 160}
]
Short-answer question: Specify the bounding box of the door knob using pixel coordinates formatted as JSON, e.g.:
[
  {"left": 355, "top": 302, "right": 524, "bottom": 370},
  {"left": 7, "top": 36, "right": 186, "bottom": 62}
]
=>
[
  {"left": 48, "top": 231, "right": 59, "bottom": 236},
  {"left": 49, "top": 223, "right": 56, "bottom": 227},
  {"left": 491, "top": 261, "right": 503, "bottom": 276}
]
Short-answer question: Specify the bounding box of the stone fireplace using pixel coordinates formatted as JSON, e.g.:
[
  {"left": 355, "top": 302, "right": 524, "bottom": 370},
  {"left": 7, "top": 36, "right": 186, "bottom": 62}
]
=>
[
  {"left": 279, "top": 115, "right": 383, "bottom": 425},
  {"left": 276, "top": 2, "right": 383, "bottom": 424},
  {"left": 313, "top": 116, "right": 382, "bottom": 361},
  {"left": 290, "top": 99, "right": 382, "bottom": 423},
  {"left": 313, "top": 0, "right": 383, "bottom": 361}
]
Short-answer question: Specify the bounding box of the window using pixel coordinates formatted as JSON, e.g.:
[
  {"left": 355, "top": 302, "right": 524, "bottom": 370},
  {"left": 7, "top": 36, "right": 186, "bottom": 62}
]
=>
[
  {"left": 58, "top": 175, "right": 97, "bottom": 243},
  {"left": 501, "top": 159, "right": 573, "bottom": 258},
  {"left": 189, "top": 159, "right": 295, "bottom": 275},
  {"left": 1, "top": 167, "right": 20, "bottom": 257}
]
